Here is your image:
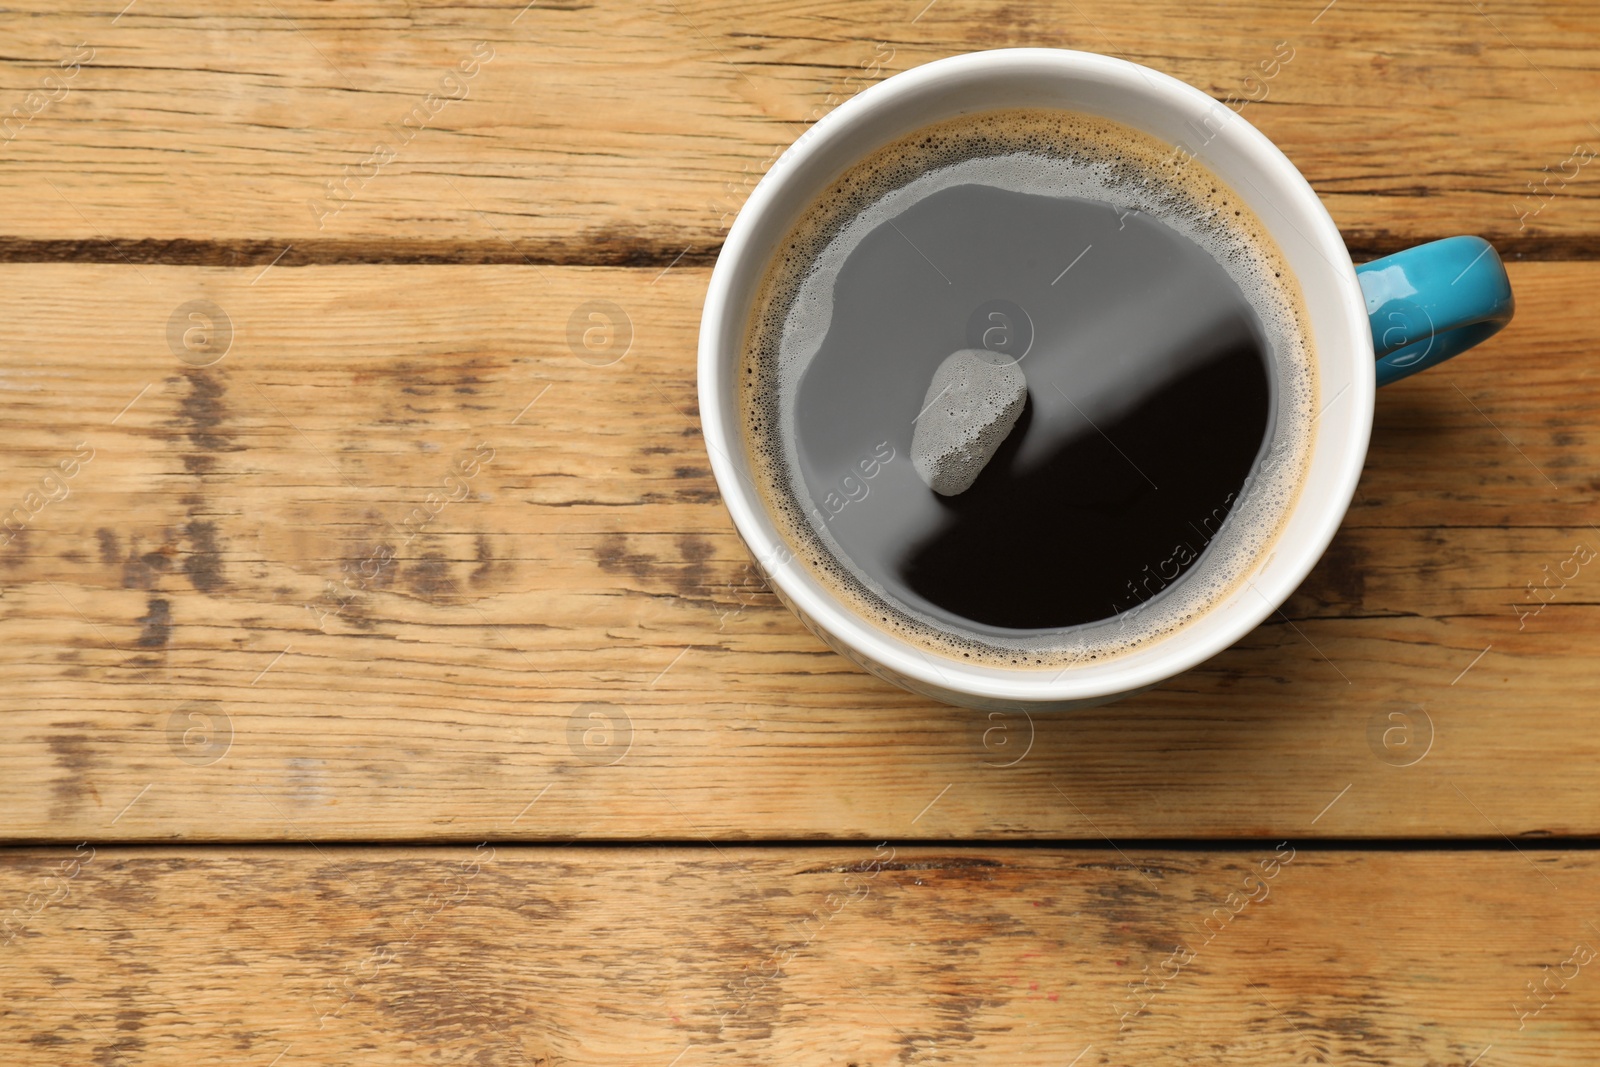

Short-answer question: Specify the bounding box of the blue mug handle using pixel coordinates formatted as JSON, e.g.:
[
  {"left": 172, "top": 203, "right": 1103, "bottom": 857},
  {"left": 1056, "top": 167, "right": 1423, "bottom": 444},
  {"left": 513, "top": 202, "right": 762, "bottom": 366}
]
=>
[{"left": 1355, "top": 235, "right": 1515, "bottom": 386}]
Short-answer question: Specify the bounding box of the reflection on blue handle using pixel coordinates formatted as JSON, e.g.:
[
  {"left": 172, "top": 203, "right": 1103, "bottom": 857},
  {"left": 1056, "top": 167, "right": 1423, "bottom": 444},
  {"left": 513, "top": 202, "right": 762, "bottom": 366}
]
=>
[{"left": 1356, "top": 236, "right": 1515, "bottom": 386}]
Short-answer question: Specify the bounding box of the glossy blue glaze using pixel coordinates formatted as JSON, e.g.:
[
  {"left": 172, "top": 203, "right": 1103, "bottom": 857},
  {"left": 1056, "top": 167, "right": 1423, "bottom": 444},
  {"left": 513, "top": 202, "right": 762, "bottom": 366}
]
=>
[{"left": 1355, "top": 235, "right": 1515, "bottom": 387}]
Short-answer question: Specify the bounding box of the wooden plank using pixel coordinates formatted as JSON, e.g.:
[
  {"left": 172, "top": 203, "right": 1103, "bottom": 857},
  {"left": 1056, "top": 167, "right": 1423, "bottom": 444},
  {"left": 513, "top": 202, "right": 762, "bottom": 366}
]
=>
[
  {"left": 1, "top": 845, "right": 1596, "bottom": 1064},
  {"left": 0, "top": 261, "right": 1596, "bottom": 843},
  {"left": 2, "top": 1, "right": 1599, "bottom": 259}
]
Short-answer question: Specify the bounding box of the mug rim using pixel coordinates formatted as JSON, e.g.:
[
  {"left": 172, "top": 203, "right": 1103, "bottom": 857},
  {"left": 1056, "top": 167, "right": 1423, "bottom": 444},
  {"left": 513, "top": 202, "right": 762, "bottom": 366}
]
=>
[{"left": 697, "top": 47, "right": 1374, "bottom": 706}]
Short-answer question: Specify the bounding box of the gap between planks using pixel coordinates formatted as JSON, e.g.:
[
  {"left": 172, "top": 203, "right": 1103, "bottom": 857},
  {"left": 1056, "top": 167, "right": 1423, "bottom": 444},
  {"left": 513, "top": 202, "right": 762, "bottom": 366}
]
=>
[{"left": 1, "top": 233, "right": 1599, "bottom": 268}]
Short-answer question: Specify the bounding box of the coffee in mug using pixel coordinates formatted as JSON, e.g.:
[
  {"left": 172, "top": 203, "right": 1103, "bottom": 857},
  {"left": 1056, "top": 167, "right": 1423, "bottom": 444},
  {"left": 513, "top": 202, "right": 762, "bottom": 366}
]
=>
[{"left": 739, "top": 108, "right": 1312, "bottom": 669}]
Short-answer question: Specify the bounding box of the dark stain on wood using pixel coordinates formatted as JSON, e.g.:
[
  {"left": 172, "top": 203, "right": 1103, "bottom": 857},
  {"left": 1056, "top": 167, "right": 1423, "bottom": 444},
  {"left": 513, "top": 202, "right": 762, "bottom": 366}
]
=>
[
  {"left": 359, "top": 356, "right": 499, "bottom": 414},
  {"left": 677, "top": 534, "right": 714, "bottom": 596},
  {"left": 342, "top": 540, "right": 400, "bottom": 594},
  {"left": 1, "top": 524, "right": 29, "bottom": 568},
  {"left": 92, "top": 1031, "right": 145, "bottom": 1067},
  {"left": 472, "top": 532, "right": 494, "bottom": 583},
  {"left": 595, "top": 533, "right": 657, "bottom": 582},
  {"left": 406, "top": 551, "right": 453, "bottom": 601},
  {"left": 136, "top": 598, "right": 172, "bottom": 648},
  {"left": 566, "top": 225, "right": 715, "bottom": 269},
  {"left": 95, "top": 527, "right": 121, "bottom": 567},
  {"left": 675, "top": 465, "right": 720, "bottom": 504},
  {"left": 121, "top": 540, "right": 171, "bottom": 590},
  {"left": 47, "top": 734, "right": 90, "bottom": 820},
  {"left": 1088, "top": 872, "right": 1168, "bottom": 924},
  {"left": 983, "top": 4, "right": 1071, "bottom": 47},
  {"left": 178, "top": 369, "right": 232, "bottom": 472},
  {"left": 338, "top": 597, "right": 380, "bottom": 632},
  {"left": 471, "top": 533, "right": 510, "bottom": 587},
  {"left": 1072, "top": 860, "right": 1191, "bottom": 878},
  {"left": 678, "top": 487, "right": 722, "bottom": 504},
  {"left": 183, "top": 519, "right": 225, "bottom": 593}
]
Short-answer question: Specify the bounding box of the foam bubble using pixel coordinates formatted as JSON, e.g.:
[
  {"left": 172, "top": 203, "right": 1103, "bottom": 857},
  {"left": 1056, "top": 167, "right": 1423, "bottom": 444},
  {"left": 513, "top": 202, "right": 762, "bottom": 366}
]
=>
[
  {"left": 911, "top": 349, "right": 1029, "bottom": 496},
  {"left": 739, "top": 108, "right": 1316, "bottom": 670}
]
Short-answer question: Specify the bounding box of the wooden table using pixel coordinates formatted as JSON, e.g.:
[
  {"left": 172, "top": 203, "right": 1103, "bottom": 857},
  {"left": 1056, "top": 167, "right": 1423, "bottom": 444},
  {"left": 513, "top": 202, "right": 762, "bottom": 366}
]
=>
[{"left": 2, "top": 1, "right": 1598, "bottom": 1063}]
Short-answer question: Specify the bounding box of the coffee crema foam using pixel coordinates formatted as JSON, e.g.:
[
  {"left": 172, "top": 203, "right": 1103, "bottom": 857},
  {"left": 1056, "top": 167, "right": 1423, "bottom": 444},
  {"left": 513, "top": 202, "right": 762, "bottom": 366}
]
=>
[{"left": 739, "top": 108, "right": 1317, "bottom": 670}]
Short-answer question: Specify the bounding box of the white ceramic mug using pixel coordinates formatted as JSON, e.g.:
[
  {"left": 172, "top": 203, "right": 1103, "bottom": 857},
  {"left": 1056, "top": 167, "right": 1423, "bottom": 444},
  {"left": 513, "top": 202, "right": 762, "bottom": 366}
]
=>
[{"left": 697, "top": 49, "right": 1512, "bottom": 710}]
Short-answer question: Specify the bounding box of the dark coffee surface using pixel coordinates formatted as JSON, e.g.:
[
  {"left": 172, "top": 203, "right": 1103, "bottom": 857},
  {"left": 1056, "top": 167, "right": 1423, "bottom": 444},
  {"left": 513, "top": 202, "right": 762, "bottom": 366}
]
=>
[{"left": 792, "top": 182, "right": 1273, "bottom": 633}]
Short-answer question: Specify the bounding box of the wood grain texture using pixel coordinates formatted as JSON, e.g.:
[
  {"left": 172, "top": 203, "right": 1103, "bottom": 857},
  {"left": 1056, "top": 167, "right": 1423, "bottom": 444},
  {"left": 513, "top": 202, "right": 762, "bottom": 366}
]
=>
[
  {"left": 4, "top": 2, "right": 1599, "bottom": 1060},
  {"left": 0, "top": 261, "right": 1595, "bottom": 842},
  {"left": 1, "top": 845, "right": 1597, "bottom": 1065},
  {"left": 1, "top": 0, "right": 1599, "bottom": 259}
]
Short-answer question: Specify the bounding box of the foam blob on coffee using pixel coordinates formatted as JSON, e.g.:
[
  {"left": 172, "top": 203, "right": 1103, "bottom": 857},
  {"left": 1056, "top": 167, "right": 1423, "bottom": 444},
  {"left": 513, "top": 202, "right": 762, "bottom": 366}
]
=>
[{"left": 911, "top": 349, "right": 1028, "bottom": 496}]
